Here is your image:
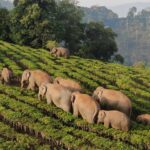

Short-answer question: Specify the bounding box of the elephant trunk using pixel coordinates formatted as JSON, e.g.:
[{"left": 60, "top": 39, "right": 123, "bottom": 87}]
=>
[
  {"left": 38, "top": 94, "right": 42, "bottom": 100},
  {"left": 21, "top": 80, "right": 25, "bottom": 88}
]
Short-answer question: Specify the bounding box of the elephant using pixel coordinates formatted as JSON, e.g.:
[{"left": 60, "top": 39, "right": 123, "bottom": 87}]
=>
[
  {"left": 21, "top": 69, "right": 52, "bottom": 90},
  {"left": 93, "top": 86, "right": 132, "bottom": 117},
  {"left": 97, "top": 110, "right": 130, "bottom": 131},
  {"left": 54, "top": 77, "right": 82, "bottom": 92},
  {"left": 71, "top": 92, "right": 100, "bottom": 123},
  {"left": 0, "top": 67, "right": 13, "bottom": 85},
  {"left": 38, "top": 83, "right": 72, "bottom": 112},
  {"left": 136, "top": 114, "right": 150, "bottom": 125},
  {"left": 50, "top": 47, "right": 70, "bottom": 58}
]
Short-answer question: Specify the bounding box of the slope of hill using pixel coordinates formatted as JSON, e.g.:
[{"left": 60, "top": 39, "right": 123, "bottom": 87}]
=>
[
  {"left": 110, "top": 2, "right": 150, "bottom": 17},
  {"left": 82, "top": 6, "right": 118, "bottom": 23},
  {"left": 82, "top": 6, "right": 150, "bottom": 65},
  {"left": 0, "top": 0, "right": 13, "bottom": 9},
  {"left": 0, "top": 40, "right": 150, "bottom": 149}
]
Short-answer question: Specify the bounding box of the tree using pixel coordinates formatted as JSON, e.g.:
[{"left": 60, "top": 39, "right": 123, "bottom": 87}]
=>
[
  {"left": 10, "top": 0, "right": 57, "bottom": 48},
  {"left": 127, "top": 7, "right": 137, "bottom": 19},
  {"left": 0, "top": 8, "right": 11, "bottom": 41},
  {"left": 112, "top": 54, "right": 124, "bottom": 64},
  {"left": 55, "top": 0, "right": 83, "bottom": 53},
  {"left": 78, "top": 22, "right": 118, "bottom": 60}
]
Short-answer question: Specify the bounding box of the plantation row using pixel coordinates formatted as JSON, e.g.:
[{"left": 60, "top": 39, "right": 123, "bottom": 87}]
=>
[
  {"left": 0, "top": 41, "right": 149, "bottom": 115},
  {"left": 0, "top": 84, "right": 149, "bottom": 150},
  {"left": 0, "top": 40, "right": 150, "bottom": 149},
  {"left": 0, "top": 88, "right": 138, "bottom": 150}
]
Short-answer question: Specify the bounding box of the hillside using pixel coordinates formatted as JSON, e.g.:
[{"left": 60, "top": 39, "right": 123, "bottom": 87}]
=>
[
  {"left": 110, "top": 2, "right": 150, "bottom": 17},
  {"left": 82, "top": 6, "right": 118, "bottom": 23},
  {"left": 82, "top": 6, "right": 150, "bottom": 65},
  {"left": 0, "top": 40, "right": 150, "bottom": 149}
]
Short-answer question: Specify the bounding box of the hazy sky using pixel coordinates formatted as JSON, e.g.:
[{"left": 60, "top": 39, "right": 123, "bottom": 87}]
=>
[{"left": 78, "top": 0, "right": 150, "bottom": 7}]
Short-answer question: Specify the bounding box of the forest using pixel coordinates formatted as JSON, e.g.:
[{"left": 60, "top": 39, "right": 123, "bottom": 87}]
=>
[
  {"left": 0, "top": 0, "right": 121, "bottom": 63},
  {"left": 82, "top": 6, "right": 150, "bottom": 65}
]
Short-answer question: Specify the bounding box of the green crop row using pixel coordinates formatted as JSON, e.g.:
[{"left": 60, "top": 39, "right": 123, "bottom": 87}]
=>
[
  {"left": 0, "top": 93, "right": 136, "bottom": 150},
  {"left": 0, "top": 84, "right": 149, "bottom": 149}
]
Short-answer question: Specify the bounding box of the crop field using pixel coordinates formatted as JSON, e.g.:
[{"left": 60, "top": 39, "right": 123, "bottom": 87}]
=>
[{"left": 0, "top": 40, "right": 149, "bottom": 150}]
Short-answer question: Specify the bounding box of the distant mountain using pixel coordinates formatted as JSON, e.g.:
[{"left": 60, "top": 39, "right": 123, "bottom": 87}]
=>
[
  {"left": 0, "top": 0, "right": 13, "bottom": 9},
  {"left": 82, "top": 6, "right": 150, "bottom": 65},
  {"left": 110, "top": 2, "right": 150, "bottom": 17},
  {"left": 82, "top": 6, "right": 118, "bottom": 23}
]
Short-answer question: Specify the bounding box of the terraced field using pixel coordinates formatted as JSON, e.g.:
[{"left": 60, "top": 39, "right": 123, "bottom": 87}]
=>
[{"left": 0, "top": 40, "right": 150, "bottom": 150}]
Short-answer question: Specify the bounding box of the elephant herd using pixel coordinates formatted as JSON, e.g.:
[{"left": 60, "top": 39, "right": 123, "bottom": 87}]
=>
[{"left": 0, "top": 67, "right": 150, "bottom": 131}]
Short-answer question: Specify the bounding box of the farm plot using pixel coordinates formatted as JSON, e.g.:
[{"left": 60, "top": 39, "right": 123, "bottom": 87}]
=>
[{"left": 0, "top": 40, "right": 150, "bottom": 149}]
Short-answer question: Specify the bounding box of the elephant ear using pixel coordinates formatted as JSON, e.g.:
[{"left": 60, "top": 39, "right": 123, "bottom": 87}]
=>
[
  {"left": 71, "top": 94, "right": 76, "bottom": 103},
  {"left": 56, "top": 80, "right": 59, "bottom": 84},
  {"left": 41, "top": 85, "right": 47, "bottom": 96},
  {"left": 98, "top": 90, "right": 103, "bottom": 102},
  {"left": 100, "top": 111, "right": 106, "bottom": 118},
  {"left": 55, "top": 48, "right": 58, "bottom": 53},
  {"left": 26, "top": 71, "right": 31, "bottom": 80}
]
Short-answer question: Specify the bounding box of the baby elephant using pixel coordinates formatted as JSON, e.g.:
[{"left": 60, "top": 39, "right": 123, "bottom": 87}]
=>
[
  {"left": 71, "top": 92, "right": 100, "bottom": 123},
  {"left": 21, "top": 69, "right": 52, "bottom": 90},
  {"left": 38, "top": 83, "right": 72, "bottom": 112},
  {"left": 54, "top": 77, "right": 82, "bottom": 92},
  {"left": 50, "top": 47, "right": 70, "bottom": 58},
  {"left": 136, "top": 114, "right": 150, "bottom": 125},
  {"left": 98, "top": 110, "right": 130, "bottom": 131},
  {"left": 93, "top": 87, "right": 132, "bottom": 117},
  {"left": 0, "top": 67, "right": 13, "bottom": 85}
]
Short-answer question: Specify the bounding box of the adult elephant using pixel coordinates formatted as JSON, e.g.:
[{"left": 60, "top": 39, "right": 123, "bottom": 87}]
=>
[
  {"left": 50, "top": 47, "right": 70, "bottom": 58},
  {"left": 54, "top": 77, "right": 82, "bottom": 92},
  {"left": 71, "top": 92, "right": 100, "bottom": 123},
  {"left": 21, "top": 69, "right": 52, "bottom": 90},
  {"left": 0, "top": 67, "right": 13, "bottom": 85},
  {"left": 93, "top": 86, "right": 132, "bottom": 117},
  {"left": 38, "top": 83, "right": 72, "bottom": 113}
]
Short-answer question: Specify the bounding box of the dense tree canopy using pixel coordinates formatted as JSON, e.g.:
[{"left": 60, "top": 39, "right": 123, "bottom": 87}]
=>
[
  {"left": 10, "top": 0, "right": 57, "bottom": 47},
  {"left": 0, "top": 8, "right": 10, "bottom": 41},
  {"left": 78, "top": 22, "right": 117, "bottom": 60},
  {"left": 0, "top": 0, "right": 119, "bottom": 61}
]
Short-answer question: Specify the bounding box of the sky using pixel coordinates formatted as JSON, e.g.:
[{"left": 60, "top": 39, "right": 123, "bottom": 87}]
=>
[{"left": 78, "top": 0, "right": 150, "bottom": 8}]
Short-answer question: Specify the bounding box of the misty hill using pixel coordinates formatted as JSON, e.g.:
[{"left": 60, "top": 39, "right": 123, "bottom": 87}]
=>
[
  {"left": 82, "top": 6, "right": 150, "bottom": 65},
  {"left": 82, "top": 6, "right": 118, "bottom": 23},
  {"left": 110, "top": 2, "right": 150, "bottom": 17},
  {"left": 0, "top": 0, "right": 13, "bottom": 9}
]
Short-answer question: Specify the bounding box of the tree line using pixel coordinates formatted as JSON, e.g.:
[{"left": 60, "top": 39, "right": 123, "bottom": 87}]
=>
[{"left": 0, "top": 0, "right": 123, "bottom": 63}]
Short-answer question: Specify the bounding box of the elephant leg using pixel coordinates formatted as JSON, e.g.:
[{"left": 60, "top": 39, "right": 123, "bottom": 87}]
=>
[
  {"left": 46, "top": 95, "right": 52, "bottom": 104},
  {"left": 27, "top": 81, "right": 35, "bottom": 90},
  {"left": 73, "top": 105, "right": 79, "bottom": 117},
  {"left": 104, "top": 119, "right": 110, "bottom": 128},
  {"left": 1, "top": 78, "right": 4, "bottom": 84},
  {"left": 63, "top": 105, "right": 70, "bottom": 113}
]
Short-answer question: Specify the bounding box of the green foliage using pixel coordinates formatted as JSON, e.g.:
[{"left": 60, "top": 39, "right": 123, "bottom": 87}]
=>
[
  {"left": 112, "top": 54, "right": 124, "bottom": 64},
  {"left": 133, "top": 61, "right": 146, "bottom": 69},
  {"left": 10, "top": 0, "right": 57, "bottom": 48},
  {"left": 0, "top": 8, "right": 11, "bottom": 41},
  {"left": 46, "top": 40, "right": 59, "bottom": 50},
  {"left": 79, "top": 22, "right": 118, "bottom": 60},
  {"left": 55, "top": 0, "right": 84, "bottom": 53}
]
